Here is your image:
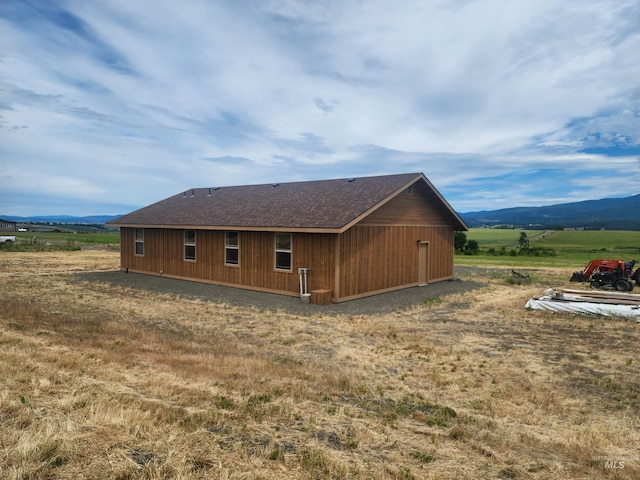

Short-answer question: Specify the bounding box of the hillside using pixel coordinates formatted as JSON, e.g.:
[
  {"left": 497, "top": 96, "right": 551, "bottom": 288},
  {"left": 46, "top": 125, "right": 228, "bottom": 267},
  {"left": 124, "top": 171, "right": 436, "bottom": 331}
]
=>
[
  {"left": 3, "top": 194, "right": 639, "bottom": 231},
  {"left": 460, "top": 194, "right": 640, "bottom": 230}
]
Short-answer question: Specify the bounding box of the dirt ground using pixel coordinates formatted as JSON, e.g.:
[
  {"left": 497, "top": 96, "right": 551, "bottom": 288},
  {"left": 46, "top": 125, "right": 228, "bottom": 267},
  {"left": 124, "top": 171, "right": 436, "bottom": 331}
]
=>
[
  {"left": 1, "top": 250, "right": 638, "bottom": 479},
  {"left": 77, "top": 270, "right": 485, "bottom": 316}
]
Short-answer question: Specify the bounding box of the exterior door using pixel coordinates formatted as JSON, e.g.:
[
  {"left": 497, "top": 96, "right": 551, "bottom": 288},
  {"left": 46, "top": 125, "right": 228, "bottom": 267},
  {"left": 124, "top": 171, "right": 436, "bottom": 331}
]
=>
[{"left": 418, "top": 242, "right": 429, "bottom": 285}]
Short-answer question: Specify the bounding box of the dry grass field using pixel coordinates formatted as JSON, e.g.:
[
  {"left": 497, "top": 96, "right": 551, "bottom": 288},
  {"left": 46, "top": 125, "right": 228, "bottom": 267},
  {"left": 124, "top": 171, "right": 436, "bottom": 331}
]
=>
[{"left": 1, "top": 250, "right": 638, "bottom": 479}]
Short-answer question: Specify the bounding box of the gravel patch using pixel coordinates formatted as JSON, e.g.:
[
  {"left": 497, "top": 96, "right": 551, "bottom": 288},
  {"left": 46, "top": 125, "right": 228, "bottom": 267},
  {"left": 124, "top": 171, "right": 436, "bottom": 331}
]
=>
[{"left": 75, "top": 269, "right": 486, "bottom": 316}]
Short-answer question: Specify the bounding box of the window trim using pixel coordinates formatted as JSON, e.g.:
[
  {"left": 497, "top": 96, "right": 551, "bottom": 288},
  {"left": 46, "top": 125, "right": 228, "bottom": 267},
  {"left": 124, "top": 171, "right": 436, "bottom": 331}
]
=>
[
  {"left": 134, "top": 228, "right": 144, "bottom": 256},
  {"left": 184, "top": 229, "right": 196, "bottom": 261},
  {"left": 274, "top": 232, "right": 292, "bottom": 271},
  {"left": 225, "top": 231, "right": 239, "bottom": 266}
]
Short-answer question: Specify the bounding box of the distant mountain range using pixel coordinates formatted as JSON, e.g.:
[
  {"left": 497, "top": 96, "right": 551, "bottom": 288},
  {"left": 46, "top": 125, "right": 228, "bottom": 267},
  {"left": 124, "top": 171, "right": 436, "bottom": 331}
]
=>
[
  {"left": 0, "top": 214, "right": 120, "bottom": 225},
  {"left": 2, "top": 194, "right": 639, "bottom": 230},
  {"left": 460, "top": 194, "right": 640, "bottom": 231}
]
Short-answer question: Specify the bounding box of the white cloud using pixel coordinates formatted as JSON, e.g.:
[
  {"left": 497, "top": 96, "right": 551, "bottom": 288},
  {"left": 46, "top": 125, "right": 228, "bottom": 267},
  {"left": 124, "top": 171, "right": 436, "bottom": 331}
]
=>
[{"left": 0, "top": 0, "right": 638, "bottom": 215}]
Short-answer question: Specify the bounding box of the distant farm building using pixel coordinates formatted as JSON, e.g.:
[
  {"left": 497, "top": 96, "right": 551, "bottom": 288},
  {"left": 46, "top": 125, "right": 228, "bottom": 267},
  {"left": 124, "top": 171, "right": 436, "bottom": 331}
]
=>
[
  {"left": 0, "top": 219, "right": 17, "bottom": 232},
  {"left": 108, "top": 173, "right": 468, "bottom": 303}
]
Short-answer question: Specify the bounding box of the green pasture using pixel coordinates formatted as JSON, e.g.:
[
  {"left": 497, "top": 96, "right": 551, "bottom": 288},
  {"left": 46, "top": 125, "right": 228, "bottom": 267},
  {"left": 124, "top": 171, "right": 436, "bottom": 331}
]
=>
[
  {"left": 456, "top": 229, "right": 640, "bottom": 268},
  {"left": 1, "top": 231, "right": 120, "bottom": 251},
  {"left": 462, "top": 229, "right": 541, "bottom": 246},
  {"left": 20, "top": 232, "right": 119, "bottom": 244}
]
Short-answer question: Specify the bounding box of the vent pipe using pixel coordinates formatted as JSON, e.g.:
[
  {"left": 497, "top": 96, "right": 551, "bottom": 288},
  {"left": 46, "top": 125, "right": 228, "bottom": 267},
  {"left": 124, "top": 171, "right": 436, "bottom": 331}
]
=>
[{"left": 298, "top": 267, "right": 310, "bottom": 303}]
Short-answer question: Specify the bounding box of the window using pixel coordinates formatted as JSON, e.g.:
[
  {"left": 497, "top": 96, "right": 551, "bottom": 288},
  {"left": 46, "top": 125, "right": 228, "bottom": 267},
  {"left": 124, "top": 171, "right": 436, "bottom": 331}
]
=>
[
  {"left": 135, "top": 228, "right": 144, "bottom": 256},
  {"left": 225, "top": 231, "right": 239, "bottom": 265},
  {"left": 184, "top": 230, "right": 196, "bottom": 261},
  {"left": 275, "top": 233, "right": 292, "bottom": 271}
]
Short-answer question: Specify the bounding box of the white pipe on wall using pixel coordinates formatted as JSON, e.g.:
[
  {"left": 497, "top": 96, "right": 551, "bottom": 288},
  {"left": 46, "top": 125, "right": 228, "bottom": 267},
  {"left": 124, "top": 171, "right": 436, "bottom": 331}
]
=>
[{"left": 298, "top": 267, "right": 310, "bottom": 296}]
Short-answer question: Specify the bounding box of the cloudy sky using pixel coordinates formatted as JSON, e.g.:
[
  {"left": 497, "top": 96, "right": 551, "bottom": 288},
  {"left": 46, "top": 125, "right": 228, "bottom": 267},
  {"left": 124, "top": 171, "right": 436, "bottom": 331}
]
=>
[{"left": 1, "top": 0, "right": 638, "bottom": 216}]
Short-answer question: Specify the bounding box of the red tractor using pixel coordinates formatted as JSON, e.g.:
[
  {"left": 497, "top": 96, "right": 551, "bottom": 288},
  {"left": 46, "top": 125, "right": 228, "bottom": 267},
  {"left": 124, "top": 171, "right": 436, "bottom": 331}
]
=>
[{"left": 570, "top": 259, "right": 639, "bottom": 291}]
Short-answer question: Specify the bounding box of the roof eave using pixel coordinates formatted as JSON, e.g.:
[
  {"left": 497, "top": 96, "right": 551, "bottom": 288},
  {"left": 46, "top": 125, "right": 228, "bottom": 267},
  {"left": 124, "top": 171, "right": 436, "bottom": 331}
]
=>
[{"left": 107, "top": 223, "right": 343, "bottom": 234}]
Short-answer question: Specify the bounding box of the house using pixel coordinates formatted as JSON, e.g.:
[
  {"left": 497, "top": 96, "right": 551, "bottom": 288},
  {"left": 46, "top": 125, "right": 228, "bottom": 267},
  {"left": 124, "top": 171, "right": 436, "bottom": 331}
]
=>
[
  {"left": 108, "top": 173, "right": 468, "bottom": 303},
  {"left": 0, "top": 219, "right": 17, "bottom": 232}
]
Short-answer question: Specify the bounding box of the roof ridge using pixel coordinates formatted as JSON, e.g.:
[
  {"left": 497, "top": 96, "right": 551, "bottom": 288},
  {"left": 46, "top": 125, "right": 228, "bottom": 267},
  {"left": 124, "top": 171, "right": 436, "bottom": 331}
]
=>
[{"left": 187, "top": 172, "right": 422, "bottom": 190}]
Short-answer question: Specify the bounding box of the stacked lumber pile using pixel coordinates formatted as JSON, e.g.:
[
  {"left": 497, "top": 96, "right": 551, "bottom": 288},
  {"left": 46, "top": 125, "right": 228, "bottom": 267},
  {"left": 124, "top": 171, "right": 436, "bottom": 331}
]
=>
[
  {"left": 525, "top": 288, "right": 640, "bottom": 320},
  {"left": 556, "top": 288, "right": 640, "bottom": 305}
]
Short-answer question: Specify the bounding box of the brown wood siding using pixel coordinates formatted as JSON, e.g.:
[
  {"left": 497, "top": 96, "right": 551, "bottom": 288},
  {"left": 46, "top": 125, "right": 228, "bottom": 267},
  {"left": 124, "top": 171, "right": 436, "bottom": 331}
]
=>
[
  {"left": 119, "top": 228, "right": 334, "bottom": 296},
  {"left": 357, "top": 181, "right": 452, "bottom": 226},
  {"left": 120, "top": 223, "right": 454, "bottom": 302},
  {"left": 336, "top": 225, "right": 454, "bottom": 300}
]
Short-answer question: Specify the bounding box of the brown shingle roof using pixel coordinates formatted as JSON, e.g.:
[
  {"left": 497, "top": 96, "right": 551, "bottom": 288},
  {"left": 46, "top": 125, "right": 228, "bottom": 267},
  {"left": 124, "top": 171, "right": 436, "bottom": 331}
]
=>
[{"left": 109, "top": 173, "right": 467, "bottom": 231}]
